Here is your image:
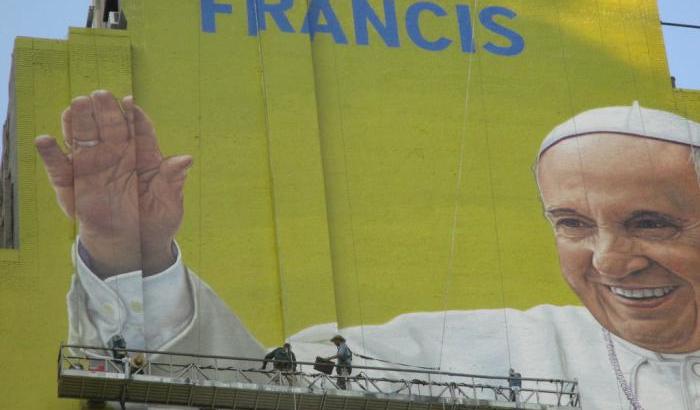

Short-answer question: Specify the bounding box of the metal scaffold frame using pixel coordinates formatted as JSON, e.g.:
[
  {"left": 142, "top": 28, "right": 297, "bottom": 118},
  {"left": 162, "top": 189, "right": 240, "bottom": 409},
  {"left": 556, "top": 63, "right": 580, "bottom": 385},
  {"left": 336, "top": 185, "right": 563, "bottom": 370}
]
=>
[{"left": 58, "top": 344, "right": 581, "bottom": 409}]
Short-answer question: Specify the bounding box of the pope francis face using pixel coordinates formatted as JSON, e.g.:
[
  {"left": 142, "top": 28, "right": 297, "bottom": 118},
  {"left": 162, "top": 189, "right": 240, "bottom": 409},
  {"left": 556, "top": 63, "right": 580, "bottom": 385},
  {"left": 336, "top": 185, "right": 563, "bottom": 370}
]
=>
[{"left": 538, "top": 133, "right": 700, "bottom": 353}]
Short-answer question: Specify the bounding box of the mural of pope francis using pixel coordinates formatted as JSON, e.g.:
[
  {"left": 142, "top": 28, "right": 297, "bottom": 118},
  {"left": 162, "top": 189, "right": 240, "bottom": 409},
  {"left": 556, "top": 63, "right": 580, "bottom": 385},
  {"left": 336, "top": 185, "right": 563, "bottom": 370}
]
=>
[{"left": 35, "top": 92, "right": 700, "bottom": 409}]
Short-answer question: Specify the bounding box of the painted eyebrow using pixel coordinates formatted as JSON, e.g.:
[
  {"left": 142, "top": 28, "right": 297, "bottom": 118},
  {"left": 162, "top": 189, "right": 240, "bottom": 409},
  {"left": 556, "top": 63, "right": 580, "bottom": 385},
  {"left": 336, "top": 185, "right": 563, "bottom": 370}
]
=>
[
  {"left": 626, "top": 210, "right": 685, "bottom": 224},
  {"left": 543, "top": 208, "right": 596, "bottom": 224},
  {"left": 545, "top": 208, "right": 582, "bottom": 217}
]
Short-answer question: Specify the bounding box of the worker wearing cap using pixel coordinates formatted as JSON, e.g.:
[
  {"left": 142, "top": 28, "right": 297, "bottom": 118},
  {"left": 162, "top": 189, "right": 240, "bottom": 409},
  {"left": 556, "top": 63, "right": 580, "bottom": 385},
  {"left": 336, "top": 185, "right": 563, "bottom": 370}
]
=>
[
  {"left": 42, "top": 92, "right": 700, "bottom": 410},
  {"left": 325, "top": 335, "right": 352, "bottom": 390}
]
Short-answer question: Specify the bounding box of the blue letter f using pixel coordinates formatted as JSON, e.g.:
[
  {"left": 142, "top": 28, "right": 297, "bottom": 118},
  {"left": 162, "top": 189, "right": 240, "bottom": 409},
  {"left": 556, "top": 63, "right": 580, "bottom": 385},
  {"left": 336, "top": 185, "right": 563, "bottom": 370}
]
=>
[{"left": 201, "top": 0, "right": 233, "bottom": 33}]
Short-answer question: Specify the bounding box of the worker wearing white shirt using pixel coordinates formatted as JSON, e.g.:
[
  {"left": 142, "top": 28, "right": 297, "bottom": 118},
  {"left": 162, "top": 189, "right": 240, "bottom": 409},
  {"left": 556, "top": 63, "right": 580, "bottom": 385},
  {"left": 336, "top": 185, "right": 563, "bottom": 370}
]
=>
[{"left": 36, "top": 92, "right": 700, "bottom": 409}]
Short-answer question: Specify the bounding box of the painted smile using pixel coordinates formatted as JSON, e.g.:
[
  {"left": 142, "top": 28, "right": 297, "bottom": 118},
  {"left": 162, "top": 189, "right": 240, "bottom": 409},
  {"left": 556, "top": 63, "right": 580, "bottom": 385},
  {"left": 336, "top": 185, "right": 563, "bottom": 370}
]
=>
[{"left": 608, "top": 286, "right": 677, "bottom": 300}]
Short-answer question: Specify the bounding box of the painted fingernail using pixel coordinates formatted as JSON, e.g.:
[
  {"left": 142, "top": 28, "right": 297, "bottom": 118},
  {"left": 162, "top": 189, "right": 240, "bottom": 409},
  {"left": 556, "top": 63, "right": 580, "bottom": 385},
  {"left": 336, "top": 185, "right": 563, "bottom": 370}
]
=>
[
  {"left": 181, "top": 156, "right": 194, "bottom": 168},
  {"left": 71, "top": 95, "right": 90, "bottom": 103}
]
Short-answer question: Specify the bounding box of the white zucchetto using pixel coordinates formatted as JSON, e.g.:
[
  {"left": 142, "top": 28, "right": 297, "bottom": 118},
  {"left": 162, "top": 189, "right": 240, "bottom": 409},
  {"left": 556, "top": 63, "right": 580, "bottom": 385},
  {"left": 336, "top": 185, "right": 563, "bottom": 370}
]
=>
[{"left": 538, "top": 102, "right": 700, "bottom": 157}]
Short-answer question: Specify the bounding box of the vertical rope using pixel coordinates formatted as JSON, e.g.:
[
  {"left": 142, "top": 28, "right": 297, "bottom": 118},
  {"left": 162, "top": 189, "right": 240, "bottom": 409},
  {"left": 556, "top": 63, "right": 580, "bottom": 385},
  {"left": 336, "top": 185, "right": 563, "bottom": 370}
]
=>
[
  {"left": 612, "top": 0, "right": 656, "bottom": 171},
  {"left": 479, "top": 111, "right": 513, "bottom": 370},
  {"left": 196, "top": 2, "right": 204, "bottom": 364},
  {"left": 302, "top": 1, "right": 371, "bottom": 359},
  {"left": 251, "top": 0, "right": 290, "bottom": 342},
  {"left": 334, "top": 41, "right": 369, "bottom": 362},
  {"left": 294, "top": 0, "right": 353, "bottom": 357},
  {"left": 94, "top": 32, "right": 125, "bottom": 346},
  {"left": 549, "top": 4, "right": 623, "bottom": 409},
  {"left": 438, "top": 0, "right": 479, "bottom": 371}
]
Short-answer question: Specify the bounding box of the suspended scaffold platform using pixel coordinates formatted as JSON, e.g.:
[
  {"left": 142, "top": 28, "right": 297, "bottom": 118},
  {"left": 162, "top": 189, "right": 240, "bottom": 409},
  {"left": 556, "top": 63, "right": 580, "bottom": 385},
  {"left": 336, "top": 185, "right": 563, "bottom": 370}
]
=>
[{"left": 58, "top": 344, "right": 581, "bottom": 410}]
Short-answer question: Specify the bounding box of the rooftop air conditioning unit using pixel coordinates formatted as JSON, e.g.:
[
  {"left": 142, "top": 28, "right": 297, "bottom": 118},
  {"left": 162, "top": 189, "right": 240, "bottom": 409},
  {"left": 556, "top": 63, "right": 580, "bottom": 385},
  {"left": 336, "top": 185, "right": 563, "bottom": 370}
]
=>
[{"left": 107, "top": 10, "right": 126, "bottom": 29}]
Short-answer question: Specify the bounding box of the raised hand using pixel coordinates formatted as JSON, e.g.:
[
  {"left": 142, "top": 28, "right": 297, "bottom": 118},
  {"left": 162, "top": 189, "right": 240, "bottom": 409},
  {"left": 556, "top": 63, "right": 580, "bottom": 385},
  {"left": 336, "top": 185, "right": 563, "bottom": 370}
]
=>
[
  {"left": 36, "top": 90, "right": 192, "bottom": 278},
  {"left": 122, "top": 96, "right": 192, "bottom": 275},
  {"left": 36, "top": 91, "right": 142, "bottom": 277}
]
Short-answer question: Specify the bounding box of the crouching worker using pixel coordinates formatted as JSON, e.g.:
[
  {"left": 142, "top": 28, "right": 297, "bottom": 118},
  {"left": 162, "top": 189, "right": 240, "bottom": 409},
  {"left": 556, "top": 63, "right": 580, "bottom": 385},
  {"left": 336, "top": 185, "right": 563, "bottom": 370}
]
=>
[
  {"left": 325, "top": 335, "right": 353, "bottom": 390},
  {"left": 261, "top": 343, "right": 297, "bottom": 385}
]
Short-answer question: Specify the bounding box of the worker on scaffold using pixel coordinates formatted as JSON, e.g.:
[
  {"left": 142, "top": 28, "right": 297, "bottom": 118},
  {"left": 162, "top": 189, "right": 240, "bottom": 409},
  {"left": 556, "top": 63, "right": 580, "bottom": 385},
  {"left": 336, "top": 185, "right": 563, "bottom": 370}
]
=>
[
  {"left": 325, "top": 335, "right": 353, "bottom": 390},
  {"left": 508, "top": 368, "right": 522, "bottom": 403},
  {"left": 261, "top": 342, "right": 297, "bottom": 385}
]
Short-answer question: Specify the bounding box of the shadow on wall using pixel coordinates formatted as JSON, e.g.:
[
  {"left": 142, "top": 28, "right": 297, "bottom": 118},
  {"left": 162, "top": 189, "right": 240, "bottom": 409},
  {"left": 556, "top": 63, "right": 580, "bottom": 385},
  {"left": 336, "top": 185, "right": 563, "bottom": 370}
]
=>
[{"left": 0, "top": 63, "right": 16, "bottom": 249}]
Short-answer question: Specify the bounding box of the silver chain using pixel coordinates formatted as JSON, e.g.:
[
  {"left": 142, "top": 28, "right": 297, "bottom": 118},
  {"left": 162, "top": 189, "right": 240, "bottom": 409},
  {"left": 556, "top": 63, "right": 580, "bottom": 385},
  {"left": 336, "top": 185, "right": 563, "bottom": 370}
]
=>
[{"left": 603, "top": 328, "right": 645, "bottom": 410}]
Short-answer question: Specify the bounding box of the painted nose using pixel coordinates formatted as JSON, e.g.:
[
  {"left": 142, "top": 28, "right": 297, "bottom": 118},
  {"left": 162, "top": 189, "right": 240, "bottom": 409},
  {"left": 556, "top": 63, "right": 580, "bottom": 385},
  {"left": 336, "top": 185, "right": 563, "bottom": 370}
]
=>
[{"left": 592, "top": 233, "right": 649, "bottom": 278}]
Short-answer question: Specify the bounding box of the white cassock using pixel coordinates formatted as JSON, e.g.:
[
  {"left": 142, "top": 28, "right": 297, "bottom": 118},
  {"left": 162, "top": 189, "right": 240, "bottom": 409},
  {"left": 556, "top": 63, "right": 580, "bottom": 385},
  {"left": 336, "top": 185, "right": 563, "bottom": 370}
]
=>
[{"left": 67, "top": 244, "right": 700, "bottom": 410}]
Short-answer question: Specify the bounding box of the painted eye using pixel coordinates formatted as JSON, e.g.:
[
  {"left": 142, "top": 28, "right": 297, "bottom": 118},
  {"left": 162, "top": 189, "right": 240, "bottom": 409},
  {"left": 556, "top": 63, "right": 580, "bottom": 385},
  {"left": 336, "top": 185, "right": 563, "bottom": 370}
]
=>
[
  {"left": 558, "top": 219, "right": 585, "bottom": 228},
  {"left": 554, "top": 218, "right": 594, "bottom": 238},
  {"left": 634, "top": 219, "right": 670, "bottom": 229},
  {"left": 627, "top": 218, "right": 679, "bottom": 240}
]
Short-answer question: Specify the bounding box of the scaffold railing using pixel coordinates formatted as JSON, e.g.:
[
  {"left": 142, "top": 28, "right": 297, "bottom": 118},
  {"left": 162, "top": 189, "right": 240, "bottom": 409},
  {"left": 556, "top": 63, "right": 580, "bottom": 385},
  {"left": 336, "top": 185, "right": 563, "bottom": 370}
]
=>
[{"left": 58, "top": 344, "right": 581, "bottom": 409}]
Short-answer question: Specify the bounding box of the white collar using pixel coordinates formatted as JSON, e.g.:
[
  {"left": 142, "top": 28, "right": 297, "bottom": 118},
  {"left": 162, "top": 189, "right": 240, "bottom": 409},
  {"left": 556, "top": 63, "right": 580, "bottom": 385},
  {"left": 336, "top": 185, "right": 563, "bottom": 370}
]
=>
[{"left": 609, "top": 329, "right": 700, "bottom": 364}]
